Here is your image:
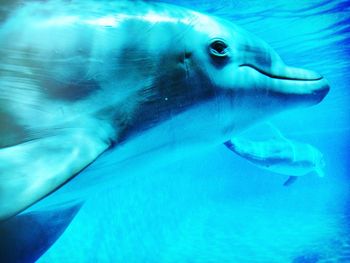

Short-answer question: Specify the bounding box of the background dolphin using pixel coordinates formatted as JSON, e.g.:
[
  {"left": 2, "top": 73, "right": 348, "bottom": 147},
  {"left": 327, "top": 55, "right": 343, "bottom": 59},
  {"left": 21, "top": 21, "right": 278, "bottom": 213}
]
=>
[{"left": 224, "top": 125, "right": 325, "bottom": 186}]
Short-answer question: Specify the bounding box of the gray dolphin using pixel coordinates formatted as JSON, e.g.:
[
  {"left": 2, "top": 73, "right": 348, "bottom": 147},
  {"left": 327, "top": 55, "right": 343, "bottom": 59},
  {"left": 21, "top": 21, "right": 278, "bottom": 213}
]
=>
[{"left": 0, "top": 0, "right": 329, "bottom": 220}]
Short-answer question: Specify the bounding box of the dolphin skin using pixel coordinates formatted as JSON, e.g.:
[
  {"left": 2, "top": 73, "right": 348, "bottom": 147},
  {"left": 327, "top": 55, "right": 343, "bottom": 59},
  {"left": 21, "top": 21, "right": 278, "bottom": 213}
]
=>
[{"left": 0, "top": 0, "right": 329, "bottom": 220}]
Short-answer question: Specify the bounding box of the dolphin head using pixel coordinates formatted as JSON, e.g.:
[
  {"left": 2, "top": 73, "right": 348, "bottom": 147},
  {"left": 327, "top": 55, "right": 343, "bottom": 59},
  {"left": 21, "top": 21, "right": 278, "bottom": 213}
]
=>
[{"left": 181, "top": 13, "right": 330, "bottom": 139}]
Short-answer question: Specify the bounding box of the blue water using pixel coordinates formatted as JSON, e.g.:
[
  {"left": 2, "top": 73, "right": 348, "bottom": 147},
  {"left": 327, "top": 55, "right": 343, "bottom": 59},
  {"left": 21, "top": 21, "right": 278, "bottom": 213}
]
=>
[{"left": 12, "top": 1, "right": 350, "bottom": 262}]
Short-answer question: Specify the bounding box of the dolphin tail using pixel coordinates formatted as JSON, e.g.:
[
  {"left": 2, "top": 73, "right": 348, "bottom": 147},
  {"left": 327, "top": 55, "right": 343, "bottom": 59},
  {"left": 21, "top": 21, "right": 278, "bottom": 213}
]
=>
[{"left": 0, "top": 202, "right": 82, "bottom": 263}]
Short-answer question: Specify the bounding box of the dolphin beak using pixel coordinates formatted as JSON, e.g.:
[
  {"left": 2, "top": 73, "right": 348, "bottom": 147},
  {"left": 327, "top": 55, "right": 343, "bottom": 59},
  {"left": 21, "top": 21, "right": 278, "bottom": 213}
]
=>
[
  {"left": 236, "top": 36, "right": 330, "bottom": 105},
  {"left": 238, "top": 63, "right": 330, "bottom": 104}
]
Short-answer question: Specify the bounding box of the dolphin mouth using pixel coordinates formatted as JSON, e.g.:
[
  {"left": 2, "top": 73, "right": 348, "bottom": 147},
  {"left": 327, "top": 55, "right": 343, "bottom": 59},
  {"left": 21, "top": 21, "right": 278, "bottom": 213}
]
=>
[
  {"left": 238, "top": 64, "right": 330, "bottom": 103},
  {"left": 239, "top": 64, "right": 323, "bottom": 81}
]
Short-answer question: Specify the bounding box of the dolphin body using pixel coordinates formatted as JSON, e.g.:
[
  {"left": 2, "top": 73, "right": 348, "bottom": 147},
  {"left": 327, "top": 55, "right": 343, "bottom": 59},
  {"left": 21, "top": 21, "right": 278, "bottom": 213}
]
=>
[
  {"left": 224, "top": 134, "right": 325, "bottom": 186},
  {"left": 0, "top": 0, "right": 329, "bottom": 221}
]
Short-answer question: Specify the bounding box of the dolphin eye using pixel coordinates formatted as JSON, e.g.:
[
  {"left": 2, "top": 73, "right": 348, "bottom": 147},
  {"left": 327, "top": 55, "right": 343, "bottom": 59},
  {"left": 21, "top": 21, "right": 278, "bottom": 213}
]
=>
[{"left": 209, "top": 40, "right": 229, "bottom": 58}]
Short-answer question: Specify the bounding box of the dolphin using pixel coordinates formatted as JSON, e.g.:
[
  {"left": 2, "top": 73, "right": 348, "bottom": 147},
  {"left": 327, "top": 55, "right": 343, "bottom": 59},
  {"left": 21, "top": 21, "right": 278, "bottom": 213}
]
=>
[
  {"left": 0, "top": 0, "right": 330, "bottom": 220},
  {"left": 224, "top": 129, "right": 325, "bottom": 185}
]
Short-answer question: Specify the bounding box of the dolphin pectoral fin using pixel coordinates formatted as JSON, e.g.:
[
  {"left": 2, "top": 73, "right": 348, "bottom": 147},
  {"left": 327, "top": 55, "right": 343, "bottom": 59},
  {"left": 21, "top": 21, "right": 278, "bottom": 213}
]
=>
[
  {"left": 224, "top": 140, "right": 234, "bottom": 150},
  {"left": 315, "top": 167, "right": 325, "bottom": 178},
  {"left": 265, "top": 122, "right": 289, "bottom": 142},
  {"left": 0, "top": 202, "right": 82, "bottom": 263},
  {"left": 0, "top": 130, "right": 110, "bottom": 220},
  {"left": 283, "top": 176, "right": 298, "bottom": 187}
]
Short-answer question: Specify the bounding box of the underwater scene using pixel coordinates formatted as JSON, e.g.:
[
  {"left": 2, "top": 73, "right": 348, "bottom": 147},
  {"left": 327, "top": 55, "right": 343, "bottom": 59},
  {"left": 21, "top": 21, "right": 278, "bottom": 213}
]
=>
[{"left": 0, "top": 0, "right": 349, "bottom": 262}]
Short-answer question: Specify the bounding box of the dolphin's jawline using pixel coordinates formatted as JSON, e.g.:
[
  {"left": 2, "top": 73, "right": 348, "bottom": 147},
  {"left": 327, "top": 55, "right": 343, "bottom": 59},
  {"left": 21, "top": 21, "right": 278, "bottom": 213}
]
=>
[{"left": 239, "top": 64, "right": 323, "bottom": 81}]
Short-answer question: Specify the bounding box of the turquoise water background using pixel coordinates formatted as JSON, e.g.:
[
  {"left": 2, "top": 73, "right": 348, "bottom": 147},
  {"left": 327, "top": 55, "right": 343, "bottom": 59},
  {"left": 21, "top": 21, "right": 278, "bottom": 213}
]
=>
[{"left": 30, "top": 1, "right": 350, "bottom": 262}]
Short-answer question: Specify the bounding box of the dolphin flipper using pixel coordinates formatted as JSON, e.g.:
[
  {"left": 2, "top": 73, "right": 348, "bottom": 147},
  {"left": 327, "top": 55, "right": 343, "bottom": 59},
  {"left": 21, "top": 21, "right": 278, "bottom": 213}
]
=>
[
  {"left": 0, "top": 202, "right": 82, "bottom": 263},
  {"left": 283, "top": 176, "right": 298, "bottom": 186},
  {"left": 265, "top": 122, "right": 287, "bottom": 141},
  {"left": 0, "top": 130, "right": 110, "bottom": 220}
]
